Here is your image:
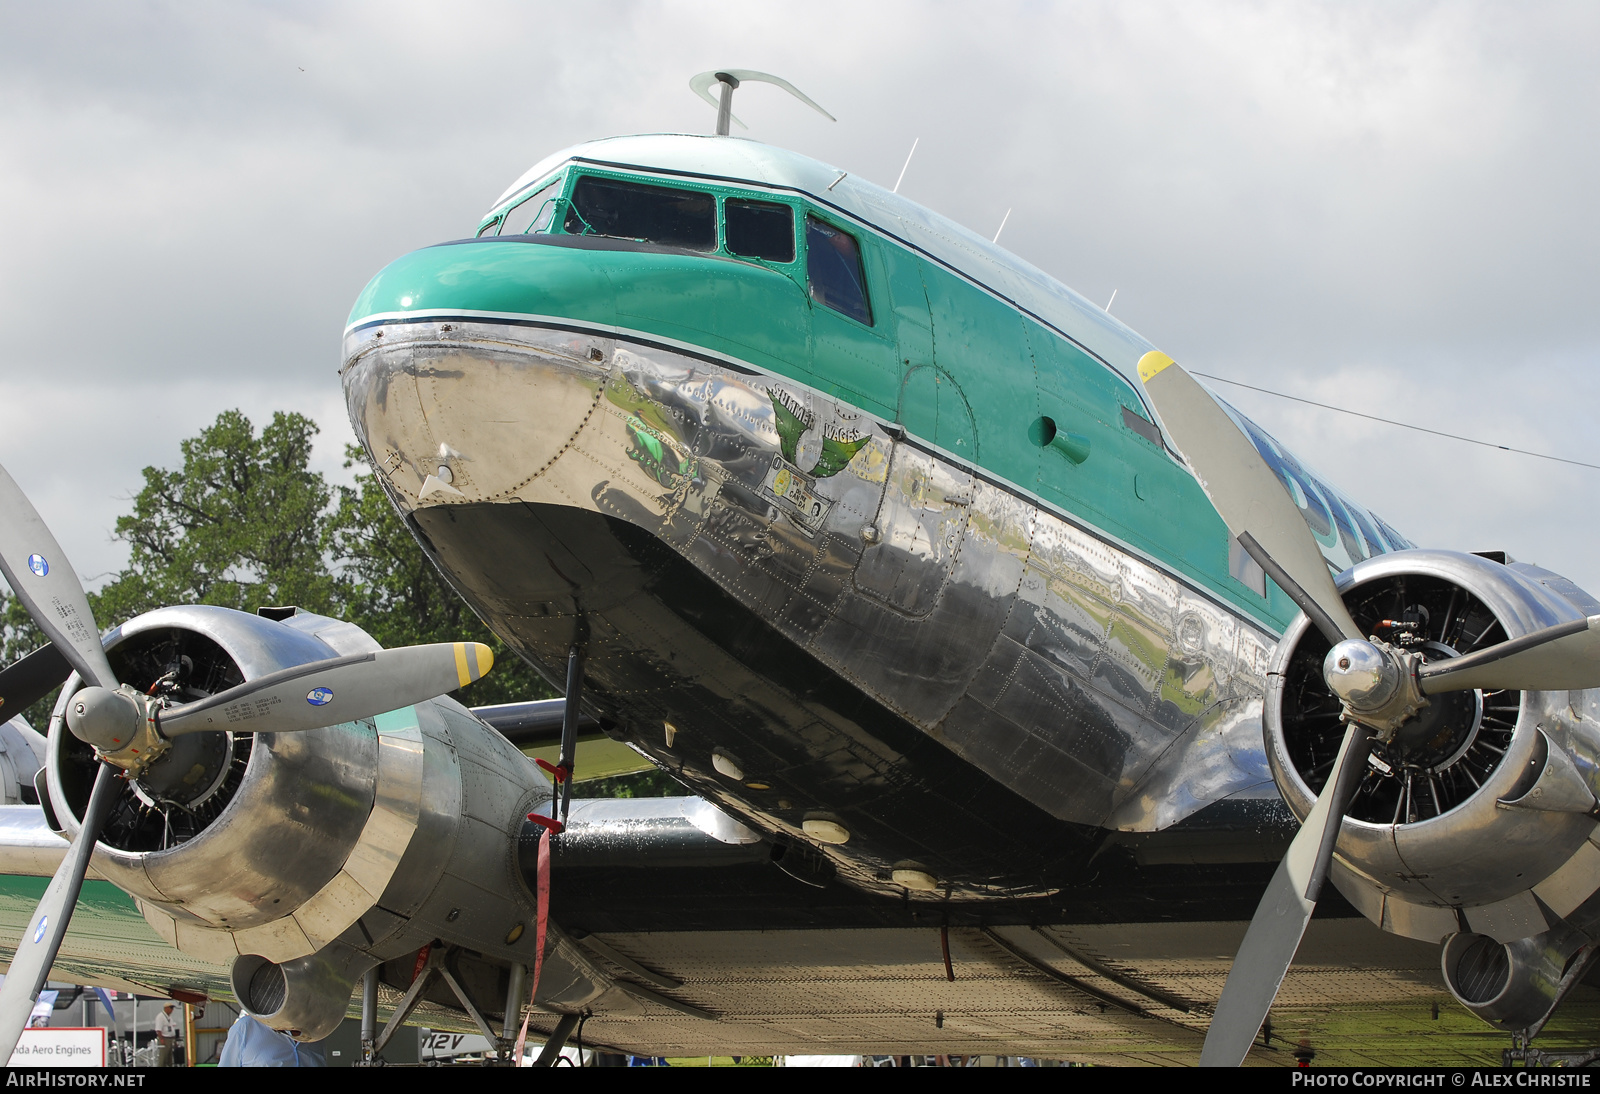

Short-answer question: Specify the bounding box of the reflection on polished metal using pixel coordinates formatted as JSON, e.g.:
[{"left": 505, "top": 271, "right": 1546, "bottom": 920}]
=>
[{"left": 343, "top": 320, "right": 1279, "bottom": 897}]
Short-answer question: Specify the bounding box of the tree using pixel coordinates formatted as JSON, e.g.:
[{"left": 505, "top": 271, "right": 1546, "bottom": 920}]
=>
[
  {"left": 326, "top": 445, "right": 553, "bottom": 706},
  {"left": 2, "top": 409, "right": 552, "bottom": 727},
  {"left": 96, "top": 410, "right": 337, "bottom": 622}
]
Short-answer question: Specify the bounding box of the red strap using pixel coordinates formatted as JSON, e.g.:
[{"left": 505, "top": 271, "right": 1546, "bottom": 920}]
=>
[
  {"left": 533, "top": 825, "right": 552, "bottom": 996},
  {"left": 409, "top": 943, "right": 431, "bottom": 985},
  {"left": 512, "top": 826, "right": 553, "bottom": 1066},
  {"left": 535, "top": 758, "right": 568, "bottom": 783}
]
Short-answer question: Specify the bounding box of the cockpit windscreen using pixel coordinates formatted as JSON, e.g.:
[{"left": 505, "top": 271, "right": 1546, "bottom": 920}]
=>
[{"left": 563, "top": 176, "right": 715, "bottom": 251}]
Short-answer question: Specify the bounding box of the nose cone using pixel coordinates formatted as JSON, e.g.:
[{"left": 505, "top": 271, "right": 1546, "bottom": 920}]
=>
[
  {"left": 1324, "top": 639, "right": 1398, "bottom": 708},
  {"left": 67, "top": 685, "right": 141, "bottom": 751}
]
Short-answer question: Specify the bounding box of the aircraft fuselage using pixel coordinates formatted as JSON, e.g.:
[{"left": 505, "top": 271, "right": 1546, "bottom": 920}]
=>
[{"left": 341, "top": 134, "right": 1407, "bottom": 902}]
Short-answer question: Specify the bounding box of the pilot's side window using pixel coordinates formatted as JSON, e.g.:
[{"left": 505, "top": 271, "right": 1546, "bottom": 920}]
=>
[
  {"left": 497, "top": 177, "right": 563, "bottom": 236},
  {"left": 725, "top": 199, "right": 794, "bottom": 262},
  {"left": 805, "top": 216, "right": 872, "bottom": 325},
  {"left": 563, "top": 176, "right": 715, "bottom": 251}
]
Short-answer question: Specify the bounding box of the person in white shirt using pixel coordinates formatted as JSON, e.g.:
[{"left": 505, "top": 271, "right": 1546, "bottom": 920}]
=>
[{"left": 154, "top": 1004, "right": 180, "bottom": 1067}]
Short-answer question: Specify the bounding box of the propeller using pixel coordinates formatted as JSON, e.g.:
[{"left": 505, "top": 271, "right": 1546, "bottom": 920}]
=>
[
  {"left": 1136, "top": 352, "right": 1600, "bottom": 1066},
  {"left": 0, "top": 462, "right": 494, "bottom": 1061}
]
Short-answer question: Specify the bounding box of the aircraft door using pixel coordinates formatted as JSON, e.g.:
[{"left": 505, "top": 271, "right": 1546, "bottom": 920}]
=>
[{"left": 915, "top": 260, "right": 1033, "bottom": 468}]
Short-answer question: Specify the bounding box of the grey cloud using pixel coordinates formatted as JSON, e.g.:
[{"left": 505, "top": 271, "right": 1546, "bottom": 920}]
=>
[{"left": 1, "top": 0, "right": 1596, "bottom": 592}]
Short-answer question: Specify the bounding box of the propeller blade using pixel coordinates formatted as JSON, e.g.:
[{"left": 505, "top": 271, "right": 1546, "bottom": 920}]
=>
[
  {"left": 158, "top": 642, "right": 494, "bottom": 737},
  {"left": 1138, "top": 353, "right": 1361, "bottom": 647},
  {"left": 0, "top": 763, "right": 121, "bottom": 1062},
  {"left": 0, "top": 643, "right": 71, "bottom": 720},
  {"left": 1418, "top": 615, "right": 1600, "bottom": 694},
  {"left": 0, "top": 465, "right": 116, "bottom": 691},
  {"left": 1200, "top": 722, "right": 1371, "bottom": 1067}
]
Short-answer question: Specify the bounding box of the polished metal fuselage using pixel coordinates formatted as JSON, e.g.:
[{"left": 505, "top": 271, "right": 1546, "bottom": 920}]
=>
[{"left": 344, "top": 318, "right": 1281, "bottom": 897}]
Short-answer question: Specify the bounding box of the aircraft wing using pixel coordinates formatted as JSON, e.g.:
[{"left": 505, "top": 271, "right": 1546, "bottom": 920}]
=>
[{"left": 2, "top": 795, "right": 1585, "bottom": 1065}]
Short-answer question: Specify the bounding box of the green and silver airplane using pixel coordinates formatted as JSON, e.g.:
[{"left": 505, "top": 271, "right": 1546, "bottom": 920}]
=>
[{"left": 2, "top": 71, "right": 1600, "bottom": 1066}]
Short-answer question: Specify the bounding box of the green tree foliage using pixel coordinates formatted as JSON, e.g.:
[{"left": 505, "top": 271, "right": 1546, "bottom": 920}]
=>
[
  {"left": 96, "top": 410, "right": 337, "bottom": 622},
  {"left": 1, "top": 409, "right": 553, "bottom": 727},
  {"left": 324, "top": 444, "right": 553, "bottom": 707}
]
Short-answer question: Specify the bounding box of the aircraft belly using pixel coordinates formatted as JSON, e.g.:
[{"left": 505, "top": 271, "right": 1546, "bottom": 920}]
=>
[{"left": 344, "top": 320, "right": 1281, "bottom": 887}]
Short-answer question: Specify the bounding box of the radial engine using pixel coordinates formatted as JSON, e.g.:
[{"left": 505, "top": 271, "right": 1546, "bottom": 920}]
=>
[
  {"left": 1265, "top": 550, "right": 1600, "bottom": 1030},
  {"left": 40, "top": 604, "right": 606, "bottom": 1040}
]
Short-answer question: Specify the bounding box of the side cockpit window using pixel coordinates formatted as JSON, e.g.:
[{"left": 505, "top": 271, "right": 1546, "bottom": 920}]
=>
[
  {"left": 498, "top": 177, "right": 564, "bottom": 236},
  {"left": 726, "top": 199, "right": 794, "bottom": 262},
  {"left": 563, "top": 176, "right": 715, "bottom": 251},
  {"left": 805, "top": 215, "right": 872, "bottom": 325}
]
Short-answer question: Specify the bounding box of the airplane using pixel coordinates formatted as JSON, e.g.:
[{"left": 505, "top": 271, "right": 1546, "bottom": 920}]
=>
[{"left": 1, "top": 68, "right": 1599, "bottom": 1067}]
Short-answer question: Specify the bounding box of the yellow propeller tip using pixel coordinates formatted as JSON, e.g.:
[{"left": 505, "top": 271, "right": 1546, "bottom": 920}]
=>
[
  {"left": 1137, "top": 351, "right": 1176, "bottom": 384},
  {"left": 454, "top": 642, "right": 495, "bottom": 686}
]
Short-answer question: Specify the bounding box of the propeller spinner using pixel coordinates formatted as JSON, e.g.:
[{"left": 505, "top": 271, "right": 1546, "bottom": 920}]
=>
[
  {"left": 0, "top": 462, "right": 494, "bottom": 1060},
  {"left": 1136, "top": 352, "right": 1600, "bottom": 1066}
]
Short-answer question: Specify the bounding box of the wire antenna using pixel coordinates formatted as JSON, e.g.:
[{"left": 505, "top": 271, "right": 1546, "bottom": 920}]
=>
[
  {"left": 689, "top": 70, "right": 836, "bottom": 136},
  {"left": 893, "top": 138, "right": 920, "bottom": 194},
  {"left": 993, "top": 208, "right": 1012, "bottom": 243},
  {"left": 1104, "top": 289, "right": 1117, "bottom": 313}
]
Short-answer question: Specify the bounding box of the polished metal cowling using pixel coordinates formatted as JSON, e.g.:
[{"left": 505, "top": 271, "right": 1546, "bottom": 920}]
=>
[
  {"left": 1265, "top": 550, "right": 1600, "bottom": 943},
  {"left": 42, "top": 605, "right": 604, "bottom": 1039}
]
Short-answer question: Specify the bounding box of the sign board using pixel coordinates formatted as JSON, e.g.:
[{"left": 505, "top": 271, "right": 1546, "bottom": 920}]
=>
[
  {"left": 7, "top": 1027, "right": 107, "bottom": 1067},
  {"left": 419, "top": 1030, "right": 493, "bottom": 1059}
]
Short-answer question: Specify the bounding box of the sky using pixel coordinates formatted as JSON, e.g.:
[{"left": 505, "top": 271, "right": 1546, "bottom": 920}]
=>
[{"left": 2, "top": 1, "right": 1598, "bottom": 597}]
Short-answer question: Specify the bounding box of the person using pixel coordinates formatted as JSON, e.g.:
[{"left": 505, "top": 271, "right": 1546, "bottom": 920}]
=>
[
  {"left": 154, "top": 1004, "right": 180, "bottom": 1067},
  {"left": 216, "top": 1012, "right": 325, "bottom": 1067}
]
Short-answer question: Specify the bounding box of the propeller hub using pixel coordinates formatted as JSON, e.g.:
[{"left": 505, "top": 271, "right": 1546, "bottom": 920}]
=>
[
  {"left": 1324, "top": 640, "right": 1398, "bottom": 708},
  {"left": 1322, "top": 638, "right": 1429, "bottom": 738},
  {"left": 66, "top": 684, "right": 169, "bottom": 775},
  {"left": 66, "top": 686, "right": 141, "bottom": 752}
]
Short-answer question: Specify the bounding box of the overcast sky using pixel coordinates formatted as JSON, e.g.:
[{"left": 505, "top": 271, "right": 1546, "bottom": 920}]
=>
[{"left": 2, "top": 1, "right": 1598, "bottom": 600}]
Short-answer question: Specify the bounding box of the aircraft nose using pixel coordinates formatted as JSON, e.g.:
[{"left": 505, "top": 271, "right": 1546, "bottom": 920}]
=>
[{"left": 342, "top": 321, "right": 614, "bottom": 512}]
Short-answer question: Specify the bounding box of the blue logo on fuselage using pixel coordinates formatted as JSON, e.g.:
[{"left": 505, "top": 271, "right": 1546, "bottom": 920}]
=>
[
  {"left": 32, "top": 915, "right": 48, "bottom": 943},
  {"left": 306, "top": 687, "right": 334, "bottom": 706},
  {"left": 27, "top": 554, "right": 47, "bottom": 577}
]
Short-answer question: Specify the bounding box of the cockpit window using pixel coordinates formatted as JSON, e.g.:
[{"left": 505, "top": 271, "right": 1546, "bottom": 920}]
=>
[
  {"left": 725, "top": 199, "right": 795, "bottom": 262},
  {"left": 563, "top": 176, "right": 715, "bottom": 251},
  {"left": 805, "top": 216, "right": 872, "bottom": 325},
  {"left": 498, "top": 177, "right": 563, "bottom": 236}
]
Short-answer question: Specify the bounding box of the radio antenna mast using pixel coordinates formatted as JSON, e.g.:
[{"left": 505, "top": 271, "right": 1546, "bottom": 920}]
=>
[{"left": 689, "top": 69, "right": 836, "bottom": 136}]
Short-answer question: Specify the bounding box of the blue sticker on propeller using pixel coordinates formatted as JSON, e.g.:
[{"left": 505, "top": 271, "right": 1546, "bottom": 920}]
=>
[
  {"left": 32, "top": 914, "right": 48, "bottom": 943},
  {"left": 306, "top": 687, "right": 334, "bottom": 706},
  {"left": 27, "top": 554, "right": 47, "bottom": 577}
]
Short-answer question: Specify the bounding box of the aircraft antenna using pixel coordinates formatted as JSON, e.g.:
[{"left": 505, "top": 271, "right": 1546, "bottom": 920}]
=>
[
  {"left": 689, "top": 69, "right": 836, "bottom": 136},
  {"left": 1105, "top": 289, "right": 1118, "bottom": 313},
  {"left": 992, "top": 207, "right": 1012, "bottom": 243},
  {"left": 893, "top": 137, "right": 920, "bottom": 193}
]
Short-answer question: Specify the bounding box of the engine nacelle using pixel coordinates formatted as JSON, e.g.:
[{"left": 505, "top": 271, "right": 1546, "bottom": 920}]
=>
[
  {"left": 43, "top": 605, "right": 603, "bottom": 1038},
  {"left": 1266, "top": 550, "right": 1600, "bottom": 946}
]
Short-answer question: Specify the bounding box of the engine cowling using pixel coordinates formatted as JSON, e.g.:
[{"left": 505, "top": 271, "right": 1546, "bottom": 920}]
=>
[
  {"left": 41, "top": 604, "right": 605, "bottom": 1038},
  {"left": 1266, "top": 550, "right": 1600, "bottom": 953}
]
